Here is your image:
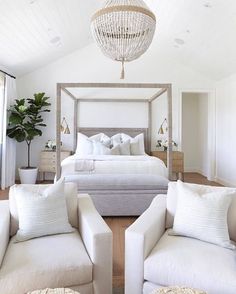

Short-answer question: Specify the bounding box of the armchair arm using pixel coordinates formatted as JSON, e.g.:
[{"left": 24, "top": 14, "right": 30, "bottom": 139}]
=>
[
  {"left": 78, "top": 194, "right": 112, "bottom": 294},
  {"left": 125, "top": 195, "right": 167, "bottom": 294},
  {"left": 0, "top": 200, "right": 10, "bottom": 267}
]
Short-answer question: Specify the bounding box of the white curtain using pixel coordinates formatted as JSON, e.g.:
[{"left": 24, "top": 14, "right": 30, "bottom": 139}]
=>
[{"left": 0, "top": 74, "right": 16, "bottom": 190}]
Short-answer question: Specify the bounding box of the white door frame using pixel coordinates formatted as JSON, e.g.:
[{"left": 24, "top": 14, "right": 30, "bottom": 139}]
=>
[{"left": 178, "top": 89, "right": 216, "bottom": 181}]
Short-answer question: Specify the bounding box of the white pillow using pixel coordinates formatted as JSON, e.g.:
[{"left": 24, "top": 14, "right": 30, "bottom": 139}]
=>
[
  {"left": 110, "top": 145, "right": 120, "bottom": 155},
  {"left": 117, "top": 140, "right": 131, "bottom": 155},
  {"left": 15, "top": 178, "right": 74, "bottom": 242},
  {"left": 111, "top": 134, "right": 122, "bottom": 147},
  {"left": 9, "top": 182, "right": 78, "bottom": 237},
  {"left": 121, "top": 133, "right": 145, "bottom": 155},
  {"left": 75, "top": 133, "right": 93, "bottom": 155},
  {"left": 100, "top": 133, "right": 111, "bottom": 147},
  {"left": 92, "top": 141, "right": 111, "bottom": 155},
  {"left": 76, "top": 132, "right": 111, "bottom": 154},
  {"left": 169, "top": 181, "right": 235, "bottom": 250}
]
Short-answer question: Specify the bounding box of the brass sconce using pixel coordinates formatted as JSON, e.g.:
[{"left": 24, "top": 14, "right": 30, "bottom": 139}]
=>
[
  {"left": 60, "top": 117, "right": 70, "bottom": 134},
  {"left": 158, "top": 118, "right": 168, "bottom": 135}
]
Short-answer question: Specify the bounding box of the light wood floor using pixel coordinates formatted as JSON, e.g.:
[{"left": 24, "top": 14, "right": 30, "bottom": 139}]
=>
[{"left": 0, "top": 173, "right": 221, "bottom": 290}]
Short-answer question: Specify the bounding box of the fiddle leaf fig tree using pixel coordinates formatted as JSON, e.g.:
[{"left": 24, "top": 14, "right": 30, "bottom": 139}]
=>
[{"left": 7, "top": 93, "right": 51, "bottom": 169}]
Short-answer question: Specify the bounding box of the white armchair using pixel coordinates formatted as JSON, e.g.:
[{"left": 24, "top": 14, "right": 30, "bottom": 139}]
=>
[
  {"left": 0, "top": 184, "right": 112, "bottom": 294},
  {"left": 125, "top": 182, "right": 236, "bottom": 294}
]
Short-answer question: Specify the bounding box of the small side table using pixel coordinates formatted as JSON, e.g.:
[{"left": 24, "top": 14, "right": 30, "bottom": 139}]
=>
[
  {"left": 151, "top": 151, "right": 184, "bottom": 181},
  {"left": 39, "top": 150, "right": 71, "bottom": 181}
]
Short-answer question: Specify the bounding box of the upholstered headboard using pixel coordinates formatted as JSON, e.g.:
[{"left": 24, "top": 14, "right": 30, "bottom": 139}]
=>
[{"left": 77, "top": 127, "right": 150, "bottom": 154}]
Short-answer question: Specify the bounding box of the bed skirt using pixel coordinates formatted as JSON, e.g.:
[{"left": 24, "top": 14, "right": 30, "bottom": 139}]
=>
[{"left": 64, "top": 174, "right": 169, "bottom": 216}]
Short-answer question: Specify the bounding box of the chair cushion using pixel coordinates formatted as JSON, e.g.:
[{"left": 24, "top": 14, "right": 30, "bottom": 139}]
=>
[
  {"left": 0, "top": 231, "right": 92, "bottom": 294},
  {"left": 9, "top": 182, "right": 78, "bottom": 236},
  {"left": 169, "top": 181, "right": 235, "bottom": 250},
  {"left": 15, "top": 179, "right": 75, "bottom": 242},
  {"left": 166, "top": 181, "right": 236, "bottom": 242},
  {"left": 144, "top": 230, "right": 236, "bottom": 294}
]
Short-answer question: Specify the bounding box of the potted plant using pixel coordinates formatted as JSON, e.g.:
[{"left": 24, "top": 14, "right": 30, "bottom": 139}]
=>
[
  {"left": 156, "top": 139, "right": 178, "bottom": 151},
  {"left": 7, "top": 93, "right": 51, "bottom": 184}
]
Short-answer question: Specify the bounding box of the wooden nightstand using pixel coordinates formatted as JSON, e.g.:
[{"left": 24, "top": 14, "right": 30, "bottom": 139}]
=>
[
  {"left": 39, "top": 150, "right": 71, "bottom": 180},
  {"left": 151, "top": 151, "right": 184, "bottom": 180}
]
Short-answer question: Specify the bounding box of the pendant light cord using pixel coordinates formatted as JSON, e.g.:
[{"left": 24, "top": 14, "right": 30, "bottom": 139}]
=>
[{"left": 120, "top": 60, "right": 125, "bottom": 79}]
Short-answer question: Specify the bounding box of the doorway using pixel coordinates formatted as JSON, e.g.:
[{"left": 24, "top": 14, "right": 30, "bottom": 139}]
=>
[{"left": 180, "top": 91, "right": 215, "bottom": 180}]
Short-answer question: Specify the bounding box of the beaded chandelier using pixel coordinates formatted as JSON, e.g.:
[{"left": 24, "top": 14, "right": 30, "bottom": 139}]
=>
[{"left": 91, "top": 0, "right": 156, "bottom": 79}]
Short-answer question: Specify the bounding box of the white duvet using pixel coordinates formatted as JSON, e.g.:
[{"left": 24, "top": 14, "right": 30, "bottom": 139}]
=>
[{"left": 61, "top": 154, "right": 167, "bottom": 178}]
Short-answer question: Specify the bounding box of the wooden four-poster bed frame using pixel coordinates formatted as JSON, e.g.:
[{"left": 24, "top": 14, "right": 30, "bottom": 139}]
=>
[{"left": 56, "top": 82, "right": 173, "bottom": 181}]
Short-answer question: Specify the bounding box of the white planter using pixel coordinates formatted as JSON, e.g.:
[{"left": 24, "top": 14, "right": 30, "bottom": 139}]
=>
[{"left": 18, "top": 167, "right": 38, "bottom": 184}]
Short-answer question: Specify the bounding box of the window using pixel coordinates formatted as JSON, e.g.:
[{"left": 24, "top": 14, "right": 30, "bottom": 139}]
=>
[{"left": 0, "top": 73, "right": 5, "bottom": 144}]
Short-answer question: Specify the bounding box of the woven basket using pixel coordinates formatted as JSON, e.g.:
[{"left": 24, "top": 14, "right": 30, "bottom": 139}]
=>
[
  {"left": 28, "top": 289, "right": 80, "bottom": 294},
  {"left": 152, "top": 286, "right": 207, "bottom": 294}
]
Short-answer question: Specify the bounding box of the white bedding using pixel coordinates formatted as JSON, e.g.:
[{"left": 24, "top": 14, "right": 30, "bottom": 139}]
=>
[{"left": 61, "top": 154, "right": 167, "bottom": 178}]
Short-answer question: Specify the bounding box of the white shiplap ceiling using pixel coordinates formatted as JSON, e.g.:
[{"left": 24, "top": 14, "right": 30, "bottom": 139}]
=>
[
  {"left": 0, "top": 0, "right": 99, "bottom": 76},
  {"left": 1, "top": 0, "right": 236, "bottom": 80}
]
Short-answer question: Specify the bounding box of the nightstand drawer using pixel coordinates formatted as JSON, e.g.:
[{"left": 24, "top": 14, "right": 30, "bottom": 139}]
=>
[
  {"left": 39, "top": 165, "right": 56, "bottom": 173},
  {"left": 61, "top": 152, "right": 71, "bottom": 160},
  {"left": 39, "top": 150, "right": 71, "bottom": 174},
  {"left": 39, "top": 159, "right": 56, "bottom": 166},
  {"left": 161, "top": 160, "right": 183, "bottom": 168},
  {"left": 40, "top": 152, "right": 56, "bottom": 159},
  {"left": 151, "top": 151, "right": 183, "bottom": 160},
  {"left": 173, "top": 159, "right": 184, "bottom": 167}
]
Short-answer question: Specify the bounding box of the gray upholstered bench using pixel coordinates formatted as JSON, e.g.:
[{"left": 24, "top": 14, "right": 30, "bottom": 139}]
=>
[{"left": 65, "top": 174, "right": 169, "bottom": 216}]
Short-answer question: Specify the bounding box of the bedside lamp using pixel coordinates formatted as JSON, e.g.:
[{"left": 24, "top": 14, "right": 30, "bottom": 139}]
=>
[{"left": 60, "top": 117, "right": 71, "bottom": 134}]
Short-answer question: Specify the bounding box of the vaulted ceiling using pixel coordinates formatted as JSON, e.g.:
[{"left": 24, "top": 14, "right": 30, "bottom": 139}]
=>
[{"left": 1, "top": 0, "right": 236, "bottom": 80}]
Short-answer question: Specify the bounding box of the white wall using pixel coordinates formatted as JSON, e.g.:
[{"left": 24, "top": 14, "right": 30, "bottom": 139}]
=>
[
  {"left": 16, "top": 43, "right": 215, "bottom": 172},
  {"left": 198, "top": 93, "right": 209, "bottom": 176},
  {"left": 182, "top": 93, "right": 208, "bottom": 175},
  {"left": 216, "top": 74, "right": 236, "bottom": 186},
  {"left": 62, "top": 101, "right": 149, "bottom": 151}
]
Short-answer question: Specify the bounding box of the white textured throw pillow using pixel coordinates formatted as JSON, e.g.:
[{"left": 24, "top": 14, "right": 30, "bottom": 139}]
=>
[
  {"left": 169, "top": 181, "right": 235, "bottom": 250},
  {"left": 110, "top": 145, "right": 120, "bottom": 155},
  {"left": 111, "top": 134, "right": 122, "bottom": 147},
  {"left": 76, "top": 132, "right": 111, "bottom": 155},
  {"left": 76, "top": 133, "right": 93, "bottom": 155},
  {"left": 118, "top": 140, "right": 131, "bottom": 155},
  {"left": 92, "top": 141, "right": 111, "bottom": 155},
  {"left": 121, "top": 133, "right": 145, "bottom": 155},
  {"left": 15, "top": 179, "right": 74, "bottom": 242}
]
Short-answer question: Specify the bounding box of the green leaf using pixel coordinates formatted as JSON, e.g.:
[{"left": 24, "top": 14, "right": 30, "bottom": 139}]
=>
[
  {"left": 18, "top": 105, "right": 27, "bottom": 113},
  {"left": 9, "top": 113, "right": 22, "bottom": 125},
  {"left": 8, "top": 128, "right": 26, "bottom": 142},
  {"left": 7, "top": 127, "right": 18, "bottom": 138},
  {"left": 16, "top": 99, "right": 25, "bottom": 106},
  {"left": 7, "top": 92, "right": 50, "bottom": 144}
]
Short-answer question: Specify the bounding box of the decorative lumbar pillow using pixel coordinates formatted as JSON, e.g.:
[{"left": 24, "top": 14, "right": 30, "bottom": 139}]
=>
[
  {"left": 121, "top": 133, "right": 145, "bottom": 155},
  {"left": 15, "top": 178, "right": 74, "bottom": 242},
  {"left": 169, "top": 181, "right": 235, "bottom": 250}
]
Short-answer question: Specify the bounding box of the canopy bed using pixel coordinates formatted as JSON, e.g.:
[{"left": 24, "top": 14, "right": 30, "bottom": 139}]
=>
[{"left": 56, "top": 83, "right": 173, "bottom": 215}]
